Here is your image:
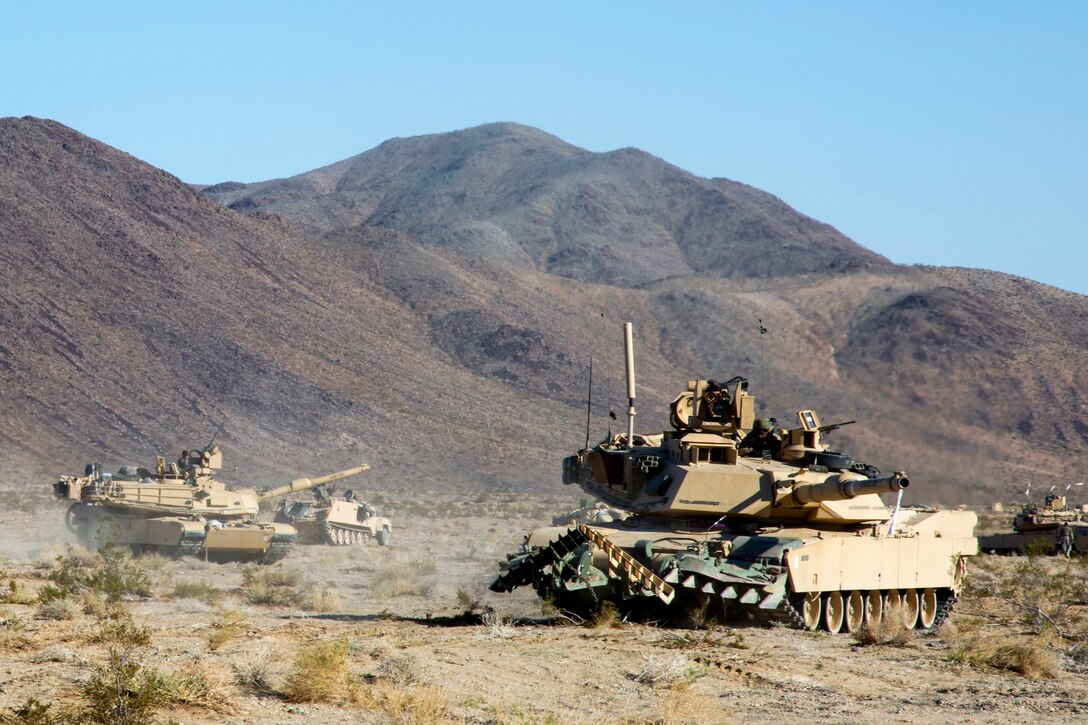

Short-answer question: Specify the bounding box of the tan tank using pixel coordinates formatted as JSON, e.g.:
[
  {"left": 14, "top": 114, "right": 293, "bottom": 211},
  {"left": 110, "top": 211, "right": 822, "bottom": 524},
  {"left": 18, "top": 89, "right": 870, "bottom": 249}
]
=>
[
  {"left": 272, "top": 465, "right": 393, "bottom": 546},
  {"left": 491, "top": 323, "right": 978, "bottom": 633},
  {"left": 53, "top": 445, "right": 369, "bottom": 563},
  {"left": 978, "top": 492, "right": 1088, "bottom": 555}
]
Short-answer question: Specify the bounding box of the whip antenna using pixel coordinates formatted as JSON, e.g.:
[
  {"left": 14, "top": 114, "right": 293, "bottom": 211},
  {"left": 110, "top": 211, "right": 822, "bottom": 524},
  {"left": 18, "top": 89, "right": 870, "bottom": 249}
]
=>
[
  {"left": 758, "top": 319, "right": 768, "bottom": 413},
  {"left": 623, "top": 322, "right": 637, "bottom": 449},
  {"left": 584, "top": 358, "right": 594, "bottom": 450}
]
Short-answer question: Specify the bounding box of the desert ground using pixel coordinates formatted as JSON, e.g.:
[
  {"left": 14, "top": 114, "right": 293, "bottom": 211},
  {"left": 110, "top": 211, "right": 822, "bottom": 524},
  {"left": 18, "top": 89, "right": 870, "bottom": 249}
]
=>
[{"left": 1, "top": 488, "right": 1087, "bottom": 724}]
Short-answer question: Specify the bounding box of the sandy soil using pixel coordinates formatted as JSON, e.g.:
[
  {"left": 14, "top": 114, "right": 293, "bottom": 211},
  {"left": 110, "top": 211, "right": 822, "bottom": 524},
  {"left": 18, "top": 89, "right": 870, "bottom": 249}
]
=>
[{"left": 1, "top": 491, "right": 1086, "bottom": 724}]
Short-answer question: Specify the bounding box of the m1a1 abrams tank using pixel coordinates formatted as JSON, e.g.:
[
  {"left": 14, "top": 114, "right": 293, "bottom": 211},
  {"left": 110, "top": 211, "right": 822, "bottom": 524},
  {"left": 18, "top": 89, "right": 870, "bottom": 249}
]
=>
[
  {"left": 978, "top": 493, "right": 1088, "bottom": 556},
  {"left": 53, "top": 445, "right": 369, "bottom": 563},
  {"left": 272, "top": 464, "right": 393, "bottom": 546},
  {"left": 491, "top": 323, "right": 978, "bottom": 633}
]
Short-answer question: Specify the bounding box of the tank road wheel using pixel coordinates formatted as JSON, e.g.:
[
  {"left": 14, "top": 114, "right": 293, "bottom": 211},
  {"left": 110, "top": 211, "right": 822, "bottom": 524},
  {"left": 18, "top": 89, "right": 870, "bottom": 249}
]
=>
[
  {"left": 919, "top": 588, "right": 938, "bottom": 629},
  {"left": 377, "top": 528, "right": 391, "bottom": 546},
  {"left": 901, "top": 589, "right": 920, "bottom": 629},
  {"left": 822, "top": 591, "right": 844, "bottom": 633},
  {"left": 335, "top": 529, "right": 346, "bottom": 545},
  {"left": 844, "top": 591, "right": 865, "bottom": 633},
  {"left": 349, "top": 530, "right": 359, "bottom": 545},
  {"left": 793, "top": 592, "right": 821, "bottom": 631},
  {"left": 865, "top": 590, "right": 883, "bottom": 624}
]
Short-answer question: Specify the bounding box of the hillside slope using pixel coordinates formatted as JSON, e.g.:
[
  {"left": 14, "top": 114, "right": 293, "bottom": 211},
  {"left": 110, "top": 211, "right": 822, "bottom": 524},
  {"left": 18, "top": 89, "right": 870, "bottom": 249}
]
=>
[{"left": 2, "top": 117, "right": 1086, "bottom": 503}]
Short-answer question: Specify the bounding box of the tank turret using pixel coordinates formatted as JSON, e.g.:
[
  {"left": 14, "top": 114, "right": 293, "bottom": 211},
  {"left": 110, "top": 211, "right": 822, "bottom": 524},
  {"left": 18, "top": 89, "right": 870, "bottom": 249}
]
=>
[{"left": 493, "top": 322, "right": 978, "bottom": 634}]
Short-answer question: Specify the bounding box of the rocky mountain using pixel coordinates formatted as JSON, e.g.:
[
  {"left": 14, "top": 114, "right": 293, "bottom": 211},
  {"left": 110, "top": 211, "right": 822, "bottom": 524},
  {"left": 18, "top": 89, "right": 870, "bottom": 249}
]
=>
[
  {"left": 203, "top": 123, "right": 890, "bottom": 287},
  {"left": 2, "top": 116, "right": 1086, "bottom": 503}
]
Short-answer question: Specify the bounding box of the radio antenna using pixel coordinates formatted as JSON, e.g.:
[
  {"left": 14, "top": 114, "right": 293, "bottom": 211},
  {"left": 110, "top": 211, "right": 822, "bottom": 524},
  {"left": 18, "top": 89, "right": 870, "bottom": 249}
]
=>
[
  {"left": 623, "top": 322, "right": 637, "bottom": 449},
  {"left": 758, "top": 319, "right": 768, "bottom": 413},
  {"left": 584, "top": 358, "right": 594, "bottom": 450}
]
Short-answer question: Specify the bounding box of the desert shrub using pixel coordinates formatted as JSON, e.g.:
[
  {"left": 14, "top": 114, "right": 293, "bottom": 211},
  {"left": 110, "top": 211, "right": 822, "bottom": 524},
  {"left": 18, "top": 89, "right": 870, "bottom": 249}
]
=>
[
  {"left": 171, "top": 580, "right": 222, "bottom": 603},
  {"left": 78, "top": 626, "right": 162, "bottom": 725},
  {"left": 282, "top": 639, "right": 356, "bottom": 703},
  {"left": 943, "top": 621, "right": 1062, "bottom": 678},
  {"left": 0, "top": 697, "right": 57, "bottom": 725},
  {"left": 85, "top": 619, "right": 152, "bottom": 648},
  {"left": 354, "top": 682, "right": 451, "bottom": 724},
  {"left": 298, "top": 584, "right": 342, "bottom": 613},
  {"left": 148, "top": 661, "right": 232, "bottom": 711},
  {"left": 1, "top": 579, "right": 36, "bottom": 605},
  {"left": 376, "top": 652, "right": 422, "bottom": 686},
  {"left": 660, "top": 628, "right": 747, "bottom": 650},
  {"left": 649, "top": 686, "right": 730, "bottom": 725},
  {"left": 240, "top": 566, "right": 340, "bottom": 611},
  {"left": 966, "top": 556, "right": 1088, "bottom": 639},
  {"left": 37, "top": 596, "right": 80, "bottom": 621},
  {"left": 370, "top": 558, "right": 437, "bottom": 600},
  {"left": 42, "top": 543, "right": 152, "bottom": 604},
  {"left": 232, "top": 645, "right": 277, "bottom": 691},
  {"left": 207, "top": 610, "right": 247, "bottom": 651},
  {"left": 632, "top": 655, "right": 706, "bottom": 688},
  {"left": 590, "top": 600, "right": 621, "bottom": 629},
  {"left": 480, "top": 610, "right": 515, "bottom": 639}
]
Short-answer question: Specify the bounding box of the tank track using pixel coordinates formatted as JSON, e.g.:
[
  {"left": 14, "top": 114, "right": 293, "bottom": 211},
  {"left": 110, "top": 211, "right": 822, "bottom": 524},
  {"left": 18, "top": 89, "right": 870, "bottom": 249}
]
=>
[
  {"left": 322, "top": 523, "right": 372, "bottom": 546},
  {"left": 264, "top": 540, "right": 293, "bottom": 562},
  {"left": 932, "top": 591, "right": 958, "bottom": 630}
]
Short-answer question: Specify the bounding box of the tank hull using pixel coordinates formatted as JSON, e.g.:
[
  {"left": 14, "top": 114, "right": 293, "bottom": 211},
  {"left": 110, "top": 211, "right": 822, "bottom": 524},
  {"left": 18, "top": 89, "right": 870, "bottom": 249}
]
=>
[
  {"left": 274, "top": 500, "right": 392, "bottom": 546},
  {"left": 66, "top": 503, "right": 295, "bottom": 563},
  {"left": 978, "top": 523, "right": 1088, "bottom": 556},
  {"left": 493, "top": 509, "right": 977, "bottom": 632}
]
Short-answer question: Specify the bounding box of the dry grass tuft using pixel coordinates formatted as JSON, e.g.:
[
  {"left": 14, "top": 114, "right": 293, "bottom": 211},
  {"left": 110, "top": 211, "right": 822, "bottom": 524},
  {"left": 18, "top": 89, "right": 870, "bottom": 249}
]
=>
[
  {"left": 376, "top": 652, "right": 423, "bottom": 686},
  {"left": 632, "top": 654, "right": 706, "bottom": 688},
  {"left": 207, "top": 610, "right": 248, "bottom": 651},
  {"left": 151, "top": 660, "right": 235, "bottom": 712},
  {"left": 353, "top": 682, "right": 452, "bottom": 724},
  {"left": 283, "top": 638, "right": 356, "bottom": 704},
  {"left": 479, "top": 610, "right": 516, "bottom": 639},
  {"left": 171, "top": 580, "right": 223, "bottom": 603},
  {"left": 370, "top": 558, "right": 437, "bottom": 601},
  {"left": 942, "top": 621, "right": 1062, "bottom": 678},
  {"left": 239, "top": 566, "right": 341, "bottom": 612},
  {"left": 650, "top": 685, "right": 730, "bottom": 725},
  {"left": 852, "top": 603, "right": 913, "bottom": 647},
  {"left": 37, "top": 596, "right": 80, "bottom": 621},
  {"left": 1, "top": 578, "right": 37, "bottom": 605},
  {"left": 231, "top": 645, "right": 278, "bottom": 691},
  {"left": 299, "top": 584, "right": 342, "bottom": 613}
]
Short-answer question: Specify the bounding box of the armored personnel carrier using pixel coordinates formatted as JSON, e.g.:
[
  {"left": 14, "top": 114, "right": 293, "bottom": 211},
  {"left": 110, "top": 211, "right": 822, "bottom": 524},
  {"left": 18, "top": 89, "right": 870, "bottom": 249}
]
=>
[
  {"left": 978, "top": 493, "right": 1088, "bottom": 555},
  {"left": 53, "top": 445, "right": 369, "bottom": 562},
  {"left": 272, "top": 465, "right": 393, "bottom": 546},
  {"left": 491, "top": 323, "right": 978, "bottom": 633}
]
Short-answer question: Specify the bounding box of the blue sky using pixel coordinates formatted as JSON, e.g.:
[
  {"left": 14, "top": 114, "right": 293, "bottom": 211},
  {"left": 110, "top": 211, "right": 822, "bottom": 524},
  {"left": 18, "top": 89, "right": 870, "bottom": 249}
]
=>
[{"left": 4, "top": 1, "right": 1086, "bottom": 295}]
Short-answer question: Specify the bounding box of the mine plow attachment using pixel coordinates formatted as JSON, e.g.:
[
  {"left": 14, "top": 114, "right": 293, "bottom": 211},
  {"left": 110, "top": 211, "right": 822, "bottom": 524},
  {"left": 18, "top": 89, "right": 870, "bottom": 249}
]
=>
[{"left": 579, "top": 524, "right": 675, "bottom": 604}]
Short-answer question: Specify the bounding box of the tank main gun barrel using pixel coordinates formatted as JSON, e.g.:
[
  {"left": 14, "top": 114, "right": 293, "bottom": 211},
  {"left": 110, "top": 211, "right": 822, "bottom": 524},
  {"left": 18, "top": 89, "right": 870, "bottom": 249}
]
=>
[
  {"left": 258, "top": 464, "right": 371, "bottom": 501},
  {"left": 793, "top": 472, "right": 909, "bottom": 505}
]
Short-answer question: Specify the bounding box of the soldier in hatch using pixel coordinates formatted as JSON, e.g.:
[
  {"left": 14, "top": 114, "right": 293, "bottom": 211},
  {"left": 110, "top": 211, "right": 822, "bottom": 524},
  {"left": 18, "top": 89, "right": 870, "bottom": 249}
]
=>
[{"left": 739, "top": 418, "right": 782, "bottom": 458}]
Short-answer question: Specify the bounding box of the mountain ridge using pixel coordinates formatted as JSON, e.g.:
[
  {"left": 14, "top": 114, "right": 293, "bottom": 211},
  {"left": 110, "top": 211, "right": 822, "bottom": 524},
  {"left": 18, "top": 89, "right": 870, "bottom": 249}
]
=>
[{"left": 2, "top": 116, "right": 1086, "bottom": 504}]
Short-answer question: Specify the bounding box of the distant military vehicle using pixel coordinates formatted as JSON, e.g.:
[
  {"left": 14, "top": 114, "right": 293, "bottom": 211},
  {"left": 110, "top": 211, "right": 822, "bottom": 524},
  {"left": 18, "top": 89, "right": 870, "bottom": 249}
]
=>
[
  {"left": 978, "top": 493, "right": 1088, "bottom": 556},
  {"left": 53, "top": 445, "right": 368, "bottom": 562},
  {"left": 491, "top": 323, "right": 978, "bottom": 633},
  {"left": 272, "top": 465, "right": 392, "bottom": 546}
]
